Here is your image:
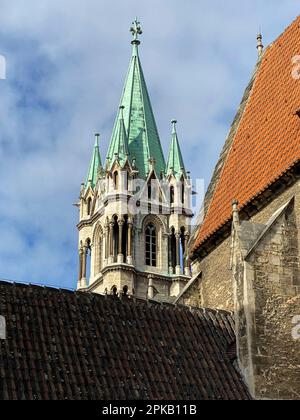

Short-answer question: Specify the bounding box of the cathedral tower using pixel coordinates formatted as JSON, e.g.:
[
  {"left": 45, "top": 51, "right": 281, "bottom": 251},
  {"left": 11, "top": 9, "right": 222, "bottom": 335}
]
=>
[{"left": 76, "top": 19, "right": 193, "bottom": 300}]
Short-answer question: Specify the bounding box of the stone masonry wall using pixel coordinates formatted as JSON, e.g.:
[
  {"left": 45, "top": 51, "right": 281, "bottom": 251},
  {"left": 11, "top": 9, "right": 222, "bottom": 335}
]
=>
[
  {"left": 177, "top": 277, "right": 202, "bottom": 307},
  {"left": 192, "top": 237, "right": 234, "bottom": 311},
  {"left": 191, "top": 182, "right": 300, "bottom": 312},
  {"left": 247, "top": 204, "right": 300, "bottom": 399}
]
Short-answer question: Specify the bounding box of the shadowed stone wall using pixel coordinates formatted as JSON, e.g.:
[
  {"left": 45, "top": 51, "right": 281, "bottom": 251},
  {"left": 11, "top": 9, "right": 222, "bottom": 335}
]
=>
[
  {"left": 192, "top": 238, "right": 234, "bottom": 311},
  {"left": 233, "top": 196, "right": 300, "bottom": 399}
]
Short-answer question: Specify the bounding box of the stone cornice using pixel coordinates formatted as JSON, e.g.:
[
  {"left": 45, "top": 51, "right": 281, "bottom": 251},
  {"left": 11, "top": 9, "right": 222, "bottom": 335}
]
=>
[{"left": 85, "top": 264, "right": 190, "bottom": 293}]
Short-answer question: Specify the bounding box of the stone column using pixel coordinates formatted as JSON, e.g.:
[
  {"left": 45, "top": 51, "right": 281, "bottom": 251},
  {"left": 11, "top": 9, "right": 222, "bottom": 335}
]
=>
[
  {"left": 104, "top": 224, "right": 109, "bottom": 265},
  {"left": 127, "top": 222, "right": 133, "bottom": 265},
  {"left": 81, "top": 245, "right": 88, "bottom": 288},
  {"left": 168, "top": 235, "right": 173, "bottom": 275},
  {"left": 117, "top": 220, "right": 124, "bottom": 264},
  {"left": 148, "top": 275, "right": 154, "bottom": 299},
  {"left": 77, "top": 247, "right": 83, "bottom": 289},
  {"left": 108, "top": 221, "right": 114, "bottom": 265},
  {"left": 175, "top": 233, "right": 181, "bottom": 275}
]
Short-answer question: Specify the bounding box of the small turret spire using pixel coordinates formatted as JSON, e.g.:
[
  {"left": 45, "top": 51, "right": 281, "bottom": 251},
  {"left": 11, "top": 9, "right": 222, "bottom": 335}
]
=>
[
  {"left": 257, "top": 32, "right": 264, "bottom": 58},
  {"left": 107, "top": 106, "right": 129, "bottom": 167},
  {"left": 117, "top": 105, "right": 129, "bottom": 160},
  {"left": 166, "top": 120, "right": 186, "bottom": 179},
  {"left": 85, "top": 133, "right": 102, "bottom": 189}
]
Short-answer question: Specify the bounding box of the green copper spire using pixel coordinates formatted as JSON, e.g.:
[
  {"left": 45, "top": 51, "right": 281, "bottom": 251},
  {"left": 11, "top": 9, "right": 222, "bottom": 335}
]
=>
[
  {"left": 107, "top": 106, "right": 129, "bottom": 167},
  {"left": 166, "top": 120, "right": 186, "bottom": 179},
  {"left": 107, "top": 19, "right": 166, "bottom": 179},
  {"left": 86, "top": 134, "right": 102, "bottom": 189}
]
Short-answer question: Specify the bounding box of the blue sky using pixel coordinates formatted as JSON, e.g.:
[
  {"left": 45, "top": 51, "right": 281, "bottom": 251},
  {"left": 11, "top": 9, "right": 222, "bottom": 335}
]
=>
[{"left": 0, "top": 1, "right": 299, "bottom": 289}]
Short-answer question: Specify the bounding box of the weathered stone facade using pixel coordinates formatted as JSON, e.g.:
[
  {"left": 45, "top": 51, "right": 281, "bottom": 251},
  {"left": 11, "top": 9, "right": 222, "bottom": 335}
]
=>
[
  {"left": 77, "top": 168, "right": 193, "bottom": 301},
  {"left": 191, "top": 181, "right": 300, "bottom": 312},
  {"left": 188, "top": 180, "right": 300, "bottom": 400},
  {"left": 76, "top": 23, "right": 193, "bottom": 301},
  {"left": 232, "top": 193, "right": 300, "bottom": 399},
  {"left": 182, "top": 16, "right": 300, "bottom": 400},
  {"left": 191, "top": 238, "right": 233, "bottom": 310}
]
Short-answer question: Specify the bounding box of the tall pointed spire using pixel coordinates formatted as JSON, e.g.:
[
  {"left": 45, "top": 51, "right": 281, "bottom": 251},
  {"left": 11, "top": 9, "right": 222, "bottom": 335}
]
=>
[
  {"left": 86, "top": 134, "right": 102, "bottom": 189},
  {"left": 166, "top": 120, "right": 186, "bottom": 179},
  {"left": 106, "top": 19, "right": 166, "bottom": 179},
  {"left": 107, "top": 106, "right": 129, "bottom": 167}
]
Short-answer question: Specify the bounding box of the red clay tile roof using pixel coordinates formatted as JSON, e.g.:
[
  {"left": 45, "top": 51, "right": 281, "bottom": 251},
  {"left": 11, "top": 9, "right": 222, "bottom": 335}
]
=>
[
  {"left": 0, "top": 281, "right": 250, "bottom": 400},
  {"left": 192, "top": 16, "right": 300, "bottom": 253}
]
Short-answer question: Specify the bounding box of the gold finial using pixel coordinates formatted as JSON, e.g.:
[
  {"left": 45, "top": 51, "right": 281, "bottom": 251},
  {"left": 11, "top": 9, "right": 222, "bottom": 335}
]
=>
[{"left": 130, "top": 18, "right": 143, "bottom": 45}]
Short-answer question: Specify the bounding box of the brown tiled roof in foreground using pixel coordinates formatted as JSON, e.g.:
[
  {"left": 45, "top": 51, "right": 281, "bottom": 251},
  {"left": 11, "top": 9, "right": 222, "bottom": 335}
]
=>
[
  {"left": 192, "top": 16, "right": 300, "bottom": 253},
  {"left": 0, "top": 281, "right": 250, "bottom": 400}
]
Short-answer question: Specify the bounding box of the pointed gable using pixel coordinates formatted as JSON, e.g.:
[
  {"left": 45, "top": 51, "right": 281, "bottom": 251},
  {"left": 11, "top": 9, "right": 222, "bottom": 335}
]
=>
[
  {"left": 107, "top": 29, "right": 165, "bottom": 179},
  {"left": 192, "top": 16, "right": 300, "bottom": 254},
  {"left": 86, "top": 134, "right": 101, "bottom": 189}
]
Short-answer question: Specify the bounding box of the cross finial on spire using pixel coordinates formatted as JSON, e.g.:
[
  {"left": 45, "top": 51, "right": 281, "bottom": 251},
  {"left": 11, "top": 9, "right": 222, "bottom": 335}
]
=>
[{"left": 130, "top": 18, "right": 143, "bottom": 45}]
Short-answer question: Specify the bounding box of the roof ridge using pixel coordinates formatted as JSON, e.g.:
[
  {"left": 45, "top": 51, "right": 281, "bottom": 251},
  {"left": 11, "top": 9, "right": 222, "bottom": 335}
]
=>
[
  {"left": 0, "top": 271, "right": 249, "bottom": 400},
  {"left": 192, "top": 14, "right": 300, "bottom": 254},
  {"left": 196, "top": 60, "right": 263, "bottom": 243},
  {"left": 0, "top": 279, "right": 75, "bottom": 293},
  {"left": 190, "top": 59, "right": 262, "bottom": 250},
  {"left": 265, "top": 14, "right": 300, "bottom": 50},
  {"left": 0, "top": 279, "right": 233, "bottom": 317},
  {"left": 203, "top": 60, "right": 262, "bottom": 217}
]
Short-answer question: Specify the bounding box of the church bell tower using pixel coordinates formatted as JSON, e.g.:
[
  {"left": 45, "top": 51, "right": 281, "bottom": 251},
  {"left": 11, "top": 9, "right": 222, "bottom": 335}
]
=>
[{"left": 76, "top": 19, "right": 193, "bottom": 301}]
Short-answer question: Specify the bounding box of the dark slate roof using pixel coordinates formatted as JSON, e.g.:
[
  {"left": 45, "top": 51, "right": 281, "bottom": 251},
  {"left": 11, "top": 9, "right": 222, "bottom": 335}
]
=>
[{"left": 0, "top": 281, "right": 250, "bottom": 400}]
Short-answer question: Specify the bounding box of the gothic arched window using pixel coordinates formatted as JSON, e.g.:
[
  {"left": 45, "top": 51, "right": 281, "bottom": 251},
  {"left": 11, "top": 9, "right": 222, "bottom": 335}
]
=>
[
  {"left": 148, "top": 183, "right": 152, "bottom": 200},
  {"left": 170, "top": 186, "right": 175, "bottom": 204},
  {"left": 170, "top": 227, "right": 176, "bottom": 273},
  {"left": 113, "top": 216, "right": 119, "bottom": 259},
  {"left": 94, "top": 227, "right": 103, "bottom": 276},
  {"left": 180, "top": 227, "right": 186, "bottom": 272},
  {"left": 145, "top": 223, "right": 157, "bottom": 267},
  {"left": 87, "top": 197, "right": 92, "bottom": 216},
  {"left": 113, "top": 171, "right": 119, "bottom": 190},
  {"left": 125, "top": 171, "right": 129, "bottom": 192},
  {"left": 181, "top": 181, "right": 185, "bottom": 205},
  {"left": 85, "top": 238, "right": 91, "bottom": 284}
]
